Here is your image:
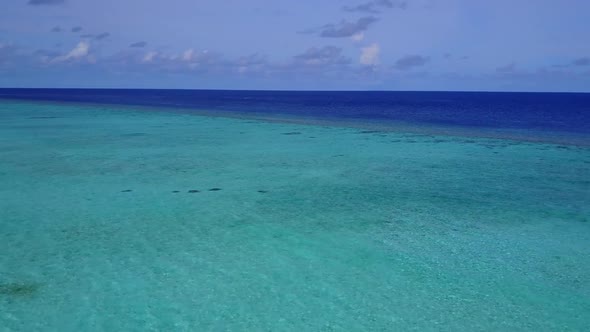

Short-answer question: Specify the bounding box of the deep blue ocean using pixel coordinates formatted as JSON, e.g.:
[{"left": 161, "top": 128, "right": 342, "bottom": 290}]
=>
[{"left": 1, "top": 89, "right": 589, "bottom": 136}]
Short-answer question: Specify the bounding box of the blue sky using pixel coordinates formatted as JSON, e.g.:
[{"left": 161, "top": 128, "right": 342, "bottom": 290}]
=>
[{"left": 1, "top": 0, "right": 589, "bottom": 91}]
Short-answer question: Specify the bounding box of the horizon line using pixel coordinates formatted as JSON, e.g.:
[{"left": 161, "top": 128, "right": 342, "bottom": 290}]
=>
[{"left": 0, "top": 87, "right": 588, "bottom": 94}]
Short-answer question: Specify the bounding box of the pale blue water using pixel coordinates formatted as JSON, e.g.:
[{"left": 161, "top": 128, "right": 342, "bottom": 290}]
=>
[{"left": 0, "top": 96, "right": 589, "bottom": 331}]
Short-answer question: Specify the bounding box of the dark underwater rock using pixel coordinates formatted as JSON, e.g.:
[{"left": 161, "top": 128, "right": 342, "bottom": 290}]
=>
[{"left": 0, "top": 282, "right": 42, "bottom": 297}]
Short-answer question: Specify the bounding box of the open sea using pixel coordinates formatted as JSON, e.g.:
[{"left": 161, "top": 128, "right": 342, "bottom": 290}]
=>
[{"left": 0, "top": 89, "right": 589, "bottom": 331}]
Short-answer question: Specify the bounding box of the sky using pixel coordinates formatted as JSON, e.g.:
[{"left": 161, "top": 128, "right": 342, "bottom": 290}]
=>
[{"left": 1, "top": 0, "right": 589, "bottom": 91}]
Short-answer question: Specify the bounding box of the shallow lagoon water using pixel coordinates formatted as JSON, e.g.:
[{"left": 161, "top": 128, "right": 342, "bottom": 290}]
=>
[{"left": 0, "top": 100, "right": 589, "bottom": 331}]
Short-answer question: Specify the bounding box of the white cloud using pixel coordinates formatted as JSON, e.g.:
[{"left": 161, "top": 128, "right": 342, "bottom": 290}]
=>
[
  {"left": 67, "top": 42, "right": 89, "bottom": 58},
  {"left": 51, "top": 41, "right": 93, "bottom": 63},
  {"left": 360, "top": 43, "right": 380, "bottom": 66},
  {"left": 181, "top": 49, "right": 211, "bottom": 62},
  {"left": 142, "top": 51, "right": 158, "bottom": 63},
  {"left": 135, "top": 48, "right": 222, "bottom": 72},
  {"left": 182, "top": 49, "right": 195, "bottom": 61},
  {"left": 351, "top": 32, "right": 365, "bottom": 42}
]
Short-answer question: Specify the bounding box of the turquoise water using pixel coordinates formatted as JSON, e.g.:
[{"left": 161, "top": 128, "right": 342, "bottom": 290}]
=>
[{"left": 1, "top": 100, "right": 589, "bottom": 331}]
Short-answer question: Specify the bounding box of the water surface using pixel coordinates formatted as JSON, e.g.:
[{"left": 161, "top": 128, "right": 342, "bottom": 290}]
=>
[{"left": 0, "top": 94, "right": 589, "bottom": 331}]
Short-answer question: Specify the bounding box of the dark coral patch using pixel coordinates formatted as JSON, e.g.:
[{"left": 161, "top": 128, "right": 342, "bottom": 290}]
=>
[
  {"left": 172, "top": 190, "right": 180, "bottom": 193},
  {"left": 188, "top": 190, "right": 200, "bottom": 193},
  {"left": 282, "top": 132, "right": 302, "bottom": 135},
  {"left": 208, "top": 188, "right": 222, "bottom": 191},
  {"left": 0, "top": 282, "right": 42, "bottom": 297},
  {"left": 121, "top": 189, "right": 133, "bottom": 192},
  {"left": 257, "top": 190, "right": 268, "bottom": 193}
]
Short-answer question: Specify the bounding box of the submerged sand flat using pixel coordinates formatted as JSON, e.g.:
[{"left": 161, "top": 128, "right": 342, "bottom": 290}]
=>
[{"left": 1, "top": 101, "right": 589, "bottom": 331}]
